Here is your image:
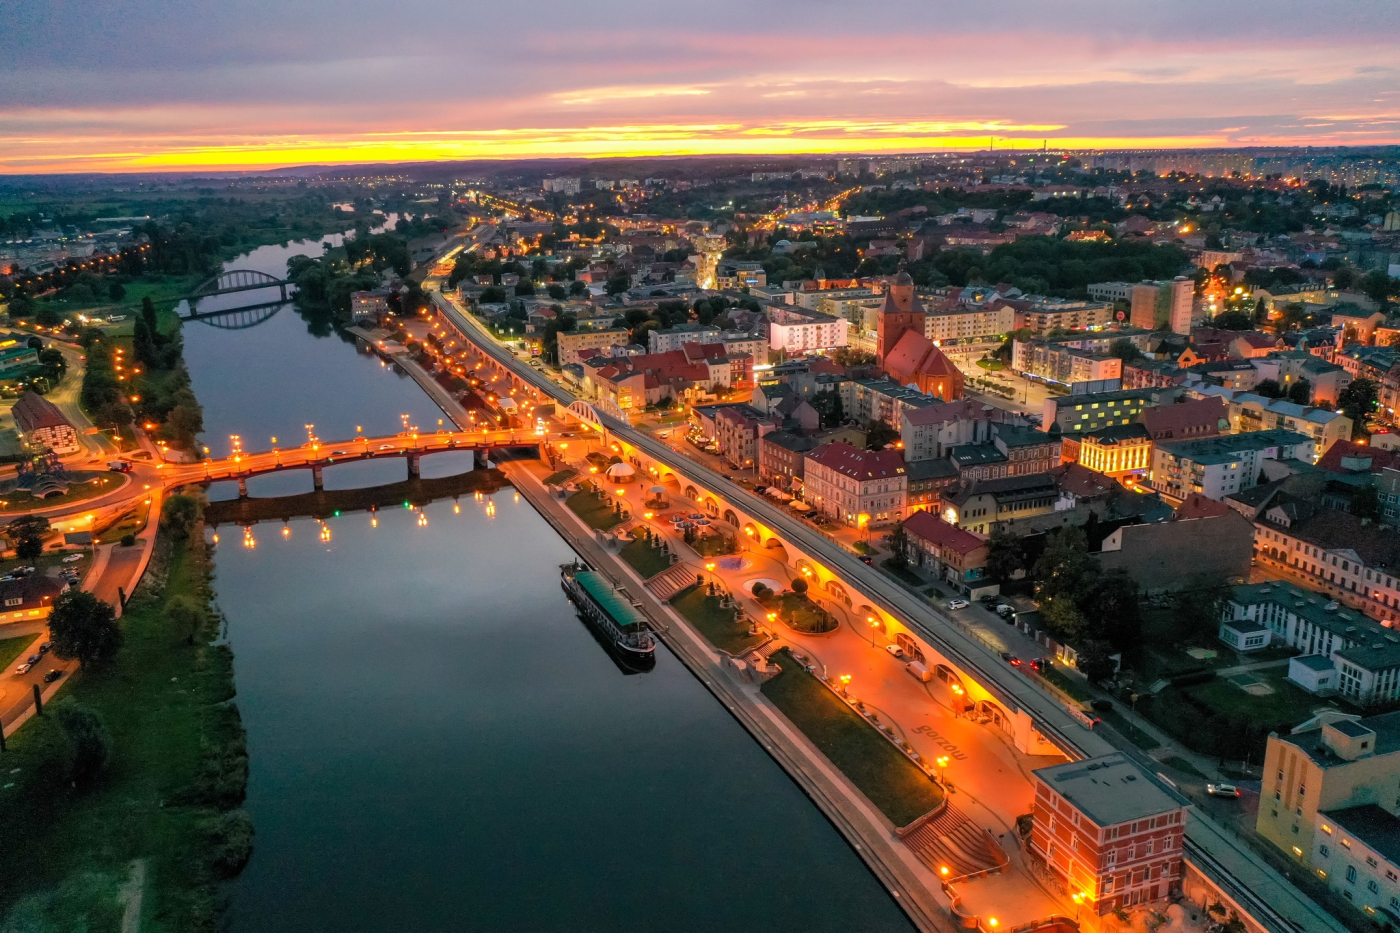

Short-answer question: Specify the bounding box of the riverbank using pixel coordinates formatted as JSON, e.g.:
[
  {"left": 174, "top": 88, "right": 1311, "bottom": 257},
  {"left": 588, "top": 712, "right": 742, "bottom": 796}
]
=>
[
  {"left": 0, "top": 495, "right": 249, "bottom": 931},
  {"left": 501, "top": 459, "right": 950, "bottom": 933}
]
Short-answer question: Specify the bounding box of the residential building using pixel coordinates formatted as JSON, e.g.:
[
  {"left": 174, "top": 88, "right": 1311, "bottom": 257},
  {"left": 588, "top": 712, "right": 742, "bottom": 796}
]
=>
[
  {"left": 1099, "top": 506, "right": 1254, "bottom": 594},
  {"left": 923, "top": 303, "right": 1016, "bottom": 344},
  {"left": 1015, "top": 298, "right": 1115, "bottom": 334},
  {"left": 903, "top": 510, "right": 989, "bottom": 592},
  {"left": 802, "top": 443, "right": 907, "bottom": 527},
  {"left": 1087, "top": 281, "right": 1135, "bottom": 304},
  {"left": 1250, "top": 494, "right": 1400, "bottom": 626},
  {"left": 767, "top": 306, "right": 848, "bottom": 353},
  {"left": 715, "top": 261, "right": 767, "bottom": 290},
  {"left": 906, "top": 458, "right": 959, "bottom": 514},
  {"left": 1130, "top": 277, "right": 1195, "bottom": 334},
  {"left": 949, "top": 424, "right": 1061, "bottom": 482},
  {"left": 350, "top": 288, "right": 391, "bottom": 322},
  {"left": 0, "top": 344, "right": 39, "bottom": 374},
  {"left": 1149, "top": 429, "right": 1314, "bottom": 502},
  {"left": 900, "top": 399, "right": 1013, "bottom": 462},
  {"left": 843, "top": 378, "right": 940, "bottom": 429},
  {"left": 1011, "top": 339, "right": 1122, "bottom": 386},
  {"left": 1257, "top": 709, "right": 1400, "bottom": 898},
  {"left": 1136, "top": 397, "right": 1227, "bottom": 442},
  {"left": 1191, "top": 387, "right": 1352, "bottom": 462},
  {"left": 1031, "top": 753, "right": 1189, "bottom": 914},
  {"left": 940, "top": 473, "right": 1058, "bottom": 534},
  {"left": 558, "top": 327, "right": 632, "bottom": 367},
  {"left": 12, "top": 391, "right": 79, "bottom": 455},
  {"left": 758, "top": 431, "right": 818, "bottom": 491},
  {"left": 1251, "top": 352, "right": 1352, "bottom": 406},
  {"left": 648, "top": 323, "right": 721, "bottom": 354},
  {"left": 713, "top": 405, "right": 778, "bottom": 470},
  {"left": 0, "top": 575, "right": 65, "bottom": 625}
]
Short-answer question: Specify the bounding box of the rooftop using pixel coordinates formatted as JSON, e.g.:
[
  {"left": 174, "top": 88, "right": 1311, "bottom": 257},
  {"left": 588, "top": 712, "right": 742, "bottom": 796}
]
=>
[
  {"left": 903, "top": 510, "right": 987, "bottom": 556},
  {"left": 1325, "top": 804, "right": 1400, "bottom": 866},
  {"left": 1282, "top": 710, "right": 1400, "bottom": 768},
  {"left": 1156, "top": 429, "right": 1313, "bottom": 466},
  {"left": 804, "top": 442, "right": 907, "bottom": 481},
  {"left": 1033, "top": 753, "right": 1189, "bottom": 827}
]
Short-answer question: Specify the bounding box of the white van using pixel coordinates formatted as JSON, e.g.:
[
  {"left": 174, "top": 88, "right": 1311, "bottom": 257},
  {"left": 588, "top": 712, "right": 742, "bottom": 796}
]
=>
[{"left": 905, "top": 661, "right": 933, "bottom": 683}]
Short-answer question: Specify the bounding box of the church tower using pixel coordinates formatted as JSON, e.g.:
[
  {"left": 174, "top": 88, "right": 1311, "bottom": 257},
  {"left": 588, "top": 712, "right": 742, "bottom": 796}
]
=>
[{"left": 876, "top": 271, "right": 925, "bottom": 363}]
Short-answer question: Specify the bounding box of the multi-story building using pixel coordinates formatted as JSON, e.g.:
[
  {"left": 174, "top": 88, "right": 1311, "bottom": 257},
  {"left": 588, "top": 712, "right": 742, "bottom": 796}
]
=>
[
  {"left": 1011, "top": 340, "right": 1122, "bottom": 386},
  {"left": 558, "top": 327, "right": 632, "bottom": 367},
  {"left": 1042, "top": 388, "right": 1159, "bottom": 435},
  {"left": 715, "top": 261, "right": 767, "bottom": 290},
  {"left": 1251, "top": 351, "right": 1352, "bottom": 406},
  {"left": 1149, "top": 429, "right": 1314, "bottom": 502},
  {"left": 1087, "top": 281, "right": 1135, "bottom": 304},
  {"left": 900, "top": 399, "right": 1011, "bottom": 462},
  {"left": 758, "top": 431, "right": 818, "bottom": 491},
  {"left": 1031, "top": 753, "right": 1189, "bottom": 915},
  {"left": 648, "top": 323, "right": 721, "bottom": 354},
  {"left": 903, "top": 510, "right": 989, "bottom": 592},
  {"left": 802, "top": 443, "right": 907, "bottom": 527},
  {"left": 1249, "top": 493, "right": 1400, "bottom": 627},
  {"left": 948, "top": 425, "right": 1061, "bottom": 482},
  {"left": 12, "top": 391, "right": 79, "bottom": 455},
  {"left": 713, "top": 405, "right": 777, "bottom": 471},
  {"left": 1014, "top": 299, "right": 1115, "bottom": 334},
  {"left": 906, "top": 458, "right": 959, "bottom": 514},
  {"left": 1257, "top": 709, "right": 1400, "bottom": 909},
  {"left": 940, "top": 473, "right": 1058, "bottom": 534},
  {"left": 767, "top": 307, "right": 848, "bottom": 353},
  {"left": 350, "top": 288, "right": 391, "bottom": 322},
  {"left": 923, "top": 303, "right": 1016, "bottom": 344},
  {"left": 1074, "top": 423, "right": 1153, "bottom": 484},
  {"left": 842, "top": 378, "right": 939, "bottom": 428},
  {"left": 1130, "top": 277, "right": 1195, "bottom": 335},
  {"left": 1192, "top": 387, "right": 1351, "bottom": 462}
]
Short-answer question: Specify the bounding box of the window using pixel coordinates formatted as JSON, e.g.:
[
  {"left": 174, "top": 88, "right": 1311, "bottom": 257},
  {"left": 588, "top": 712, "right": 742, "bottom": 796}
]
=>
[
  {"left": 1347, "top": 866, "right": 1358, "bottom": 884},
  {"left": 1369, "top": 880, "right": 1380, "bottom": 894},
  {"left": 1367, "top": 857, "right": 1379, "bottom": 868},
  {"left": 2, "top": 598, "right": 19, "bottom": 608},
  {"left": 1320, "top": 845, "right": 1331, "bottom": 858}
]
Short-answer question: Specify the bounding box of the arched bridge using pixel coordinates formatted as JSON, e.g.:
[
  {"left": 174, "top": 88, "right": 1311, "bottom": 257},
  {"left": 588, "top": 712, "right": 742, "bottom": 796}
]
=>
[
  {"left": 190, "top": 269, "right": 290, "bottom": 299},
  {"left": 186, "top": 302, "right": 284, "bottom": 330},
  {"left": 158, "top": 429, "right": 542, "bottom": 495}
]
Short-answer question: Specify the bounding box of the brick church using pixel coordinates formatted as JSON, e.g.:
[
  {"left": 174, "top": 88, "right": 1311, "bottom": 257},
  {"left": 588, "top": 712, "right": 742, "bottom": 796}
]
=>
[{"left": 875, "top": 272, "right": 965, "bottom": 401}]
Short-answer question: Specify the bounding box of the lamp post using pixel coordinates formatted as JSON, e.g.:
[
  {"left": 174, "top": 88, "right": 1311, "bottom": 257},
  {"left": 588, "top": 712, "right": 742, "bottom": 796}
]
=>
[
  {"left": 1071, "top": 892, "right": 1084, "bottom": 922},
  {"left": 838, "top": 673, "right": 852, "bottom": 696},
  {"left": 936, "top": 755, "right": 949, "bottom": 785},
  {"left": 867, "top": 613, "right": 879, "bottom": 648}
]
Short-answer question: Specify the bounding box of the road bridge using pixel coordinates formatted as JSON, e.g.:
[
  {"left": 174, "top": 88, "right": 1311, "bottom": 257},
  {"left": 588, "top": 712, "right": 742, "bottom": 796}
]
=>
[
  {"left": 427, "top": 285, "right": 1346, "bottom": 933},
  {"left": 157, "top": 428, "right": 541, "bottom": 496}
]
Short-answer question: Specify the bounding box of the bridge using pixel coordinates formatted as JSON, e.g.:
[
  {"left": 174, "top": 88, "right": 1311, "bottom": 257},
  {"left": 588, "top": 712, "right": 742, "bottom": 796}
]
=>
[
  {"left": 179, "top": 269, "right": 292, "bottom": 318},
  {"left": 424, "top": 285, "right": 1345, "bottom": 933},
  {"left": 159, "top": 428, "right": 541, "bottom": 497}
]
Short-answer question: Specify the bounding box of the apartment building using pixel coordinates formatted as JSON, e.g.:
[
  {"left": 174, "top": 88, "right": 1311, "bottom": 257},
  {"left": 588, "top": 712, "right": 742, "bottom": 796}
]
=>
[
  {"left": 1011, "top": 340, "right": 1122, "bottom": 386},
  {"left": 1149, "top": 429, "right": 1314, "bottom": 502},
  {"left": 1014, "top": 299, "right": 1115, "bottom": 334},
  {"left": 1130, "top": 277, "right": 1195, "bottom": 335},
  {"left": 1031, "top": 754, "right": 1189, "bottom": 914},
  {"left": 1042, "top": 388, "right": 1159, "bottom": 435},
  {"left": 903, "top": 510, "right": 989, "bottom": 592},
  {"left": 648, "top": 323, "right": 721, "bottom": 353},
  {"left": 843, "top": 378, "right": 939, "bottom": 428},
  {"left": 767, "top": 306, "right": 849, "bottom": 353},
  {"left": 940, "top": 473, "right": 1059, "bottom": 534},
  {"left": 558, "top": 327, "right": 632, "bottom": 367},
  {"left": 924, "top": 303, "right": 1016, "bottom": 344},
  {"left": 1192, "top": 386, "right": 1352, "bottom": 462},
  {"left": 802, "top": 443, "right": 907, "bottom": 527}
]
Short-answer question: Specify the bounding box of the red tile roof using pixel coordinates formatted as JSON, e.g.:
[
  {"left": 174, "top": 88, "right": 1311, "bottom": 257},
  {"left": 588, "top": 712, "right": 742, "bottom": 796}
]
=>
[
  {"left": 903, "top": 509, "right": 987, "bottom": 556},
  {"left": 1174, "top": 492, "right": 1232, "bottom": 520},
  {"left": 1316, "top": 440, "right": 1400, "bottom": 475},
  {"left": 11, "top": 391, "right": 72, "bottom": 434},
  {"left": 1137, "top": 397, "right": 1227, "bottom": 440},
  {"left": 804, "top": 442, "right": 907, "bottom": 480}
]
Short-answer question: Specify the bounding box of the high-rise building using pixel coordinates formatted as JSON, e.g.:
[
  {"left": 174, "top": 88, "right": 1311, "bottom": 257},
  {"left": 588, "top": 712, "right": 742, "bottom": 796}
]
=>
[{"left": 1130, "top": 278, "right": 1195, "bottom": 335}]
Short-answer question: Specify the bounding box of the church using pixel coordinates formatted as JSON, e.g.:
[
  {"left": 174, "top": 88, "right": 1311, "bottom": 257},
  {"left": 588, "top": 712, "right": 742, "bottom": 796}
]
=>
[{"left": 875, "top": 272, "right": 965, "bottom": 401}]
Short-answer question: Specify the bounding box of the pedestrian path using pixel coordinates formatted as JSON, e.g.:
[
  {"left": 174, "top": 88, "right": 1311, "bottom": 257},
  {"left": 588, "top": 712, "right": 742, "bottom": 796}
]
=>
[{"left": 643, "top": 563, "right": 696, "bottom": 602}]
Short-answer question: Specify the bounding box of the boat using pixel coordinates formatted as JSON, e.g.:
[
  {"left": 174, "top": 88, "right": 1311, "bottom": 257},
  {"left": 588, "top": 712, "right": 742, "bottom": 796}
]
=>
[{"left": 560, "top": 561, "right": 657, "bottom": 665}]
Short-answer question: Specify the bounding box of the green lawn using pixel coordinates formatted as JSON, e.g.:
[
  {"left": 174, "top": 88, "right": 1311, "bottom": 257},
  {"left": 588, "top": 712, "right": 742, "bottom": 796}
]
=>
[
  {"left": 762, "top": 649, "right": 945, "bottom": 827},
  {"left": 689, "top": 533, "right": 735, "bottom": 557},
  {"left": 0, "top": 473, "right": 126, "bottom": 515},
  {"left": 619, "top": 537, "right": 671, "bottom": 579},
  {"left": 1161, "top": 755, "right": 1207, "bottom": 778},
  {"left": 542, "top": 468, "right": 577, "bottom": 486},
  {"left": 0, "top": 508, "right": 250, "bottom": 930},
  {"left": 0, "top": 633, "right": 38, "bottom": 671},
  {"left": 1099, "top": 708, "right": 1161, "bottom": 750},
  {"left": 1037, "top": 664, "right": 1096, "bottom": 703},
  {"left": 670, "top": 584, "right": 762, "bottom": 654},
  {"left": 565, "top": 488, "right": 622, "bottom": 531}
]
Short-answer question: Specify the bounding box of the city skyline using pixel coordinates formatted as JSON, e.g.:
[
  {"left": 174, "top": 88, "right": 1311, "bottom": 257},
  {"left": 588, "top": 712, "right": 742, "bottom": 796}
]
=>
[{"left": 4, "top": 0, "right": 1400, "bottom": 173}]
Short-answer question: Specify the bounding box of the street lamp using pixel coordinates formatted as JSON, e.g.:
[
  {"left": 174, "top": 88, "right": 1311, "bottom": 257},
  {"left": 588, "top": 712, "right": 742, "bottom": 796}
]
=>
[
  {"left": 838, "top": 673, "right": 852, "bottom": 695},
  {"left": 867, "top": 613, "right": 879, "bottom": 647},
  {"left": 1071, "top": 892, "right": 1084, "bottom": 922},
  {"left": 936, "top": 755, "right": 949, "bottom": 784}
]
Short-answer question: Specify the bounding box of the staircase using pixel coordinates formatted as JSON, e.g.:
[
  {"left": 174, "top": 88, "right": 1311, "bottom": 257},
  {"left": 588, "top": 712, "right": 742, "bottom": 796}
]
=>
[
  {"left": 645, "top": 564, "right": 698, "bottom": 602},
  {"left": 898, "top": 802, "right": 1008, "bottom": 881}
]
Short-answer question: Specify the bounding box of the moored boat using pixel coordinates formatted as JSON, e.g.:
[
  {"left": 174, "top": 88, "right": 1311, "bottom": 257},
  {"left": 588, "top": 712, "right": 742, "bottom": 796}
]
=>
[{"left": 560, "top": 561, "right": 657, "bottom": 659}]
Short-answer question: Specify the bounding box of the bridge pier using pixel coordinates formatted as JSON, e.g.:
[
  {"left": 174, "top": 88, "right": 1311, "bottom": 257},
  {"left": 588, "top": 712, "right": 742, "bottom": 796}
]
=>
[
  {"left": 237, "top": 477, "right": 248, "bottom": 498},
  {"left": 407, "top": 453, "right": 421, "bottom": 480},
  {"left": 473, "top": 448, "right": 490, "bottom": 470},
  {"left": 312, "top": 465, "right": 324, "bottom": 491}
]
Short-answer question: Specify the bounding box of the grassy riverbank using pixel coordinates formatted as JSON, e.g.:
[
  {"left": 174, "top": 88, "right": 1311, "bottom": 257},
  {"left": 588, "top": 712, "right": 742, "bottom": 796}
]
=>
[
  {"left": 0, "top": 497, "right": 250, "bottom": 931},
  {"left": 762, "top": 649, "right": 944, "bottom": 828}
]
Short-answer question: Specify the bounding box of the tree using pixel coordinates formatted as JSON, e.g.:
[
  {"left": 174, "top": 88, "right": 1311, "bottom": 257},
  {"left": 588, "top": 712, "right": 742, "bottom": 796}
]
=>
[
  {"left": 1254, "top": 379, "right": 1283, "bottom": 399},
  {"left": 1338, "top": 378, "right": 1379, "bottom": 438},
  {"left": 865, "top": 419, "right": 900, "bottom": 450},
  {"left": 1174, "top": 579, "right": 1232, "bottom": 643},
  {"left": 161, "top": 494, "right": 200, "bottom": 541},
  {"left": 164, "top": 594, "right": 205, "bottom": 645},
  {"left": 790, "top": 578, "right": 809, "bottom": 596},
  {"left": 55, "top": 699, "right": 112, "bottom": 786},
  {"left": 985, "top": 527, "right": 1024, "bottom": 583},
  {"left": 1108, "top": 338, "right": 1144, "bottom": 364},
  {"left": 7, "top": 514, "right": 50, "bottom": 561},
  {"left": 1032, "top": 527, "right": 1094, "bottom": 603},
  {"left": 1080, "top": 568, "right": 1141, "bottom": 650},
  {"left": 47, "top": 590, "right": 122, "bottom": 668},
  {"left": 546, "top": 283, "right": 567, "bottom": 300},
  {"left": 1041, "top": 595, "right": 1086, "bottom": 643},
  {"left": 810, "top": 388, "right": 844, "bottom": 428},
  {"left": 888, "top": 521, "right": 910, "bottom": 569},
  {"left": 604, "top": 273, "right": 631, "bottom": 296},
  {"left": 1287, "top": 378, "right": 1311, "bottom": 405},
  {"left": 1076, "top": 639, "right": 1117, "bottom": 684}
]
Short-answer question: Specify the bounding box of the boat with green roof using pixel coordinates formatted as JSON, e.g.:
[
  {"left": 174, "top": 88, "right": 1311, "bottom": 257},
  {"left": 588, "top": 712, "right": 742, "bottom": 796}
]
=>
[{"left": 560, "top": 560, "right": 657, "bottom": 663}]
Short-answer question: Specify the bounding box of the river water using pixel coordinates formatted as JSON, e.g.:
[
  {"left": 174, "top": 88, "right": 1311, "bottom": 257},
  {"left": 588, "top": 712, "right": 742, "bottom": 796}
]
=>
[{"left": 182, "top": 231, "right": 914, "bottom": 931}]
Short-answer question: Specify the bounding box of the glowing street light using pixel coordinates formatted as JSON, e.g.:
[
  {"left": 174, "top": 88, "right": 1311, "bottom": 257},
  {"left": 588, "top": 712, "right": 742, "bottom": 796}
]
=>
[
  {"left": 936, "top": 755, "right": 949, "bottom": 784},
  {"left": 838, "top": 673, "right": 852, "bottom": 695}
]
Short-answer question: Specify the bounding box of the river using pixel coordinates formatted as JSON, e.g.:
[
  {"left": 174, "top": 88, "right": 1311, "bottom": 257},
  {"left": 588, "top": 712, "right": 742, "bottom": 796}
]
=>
[{"left": 182, "top": 230, "right": 915, "bottom": 931}]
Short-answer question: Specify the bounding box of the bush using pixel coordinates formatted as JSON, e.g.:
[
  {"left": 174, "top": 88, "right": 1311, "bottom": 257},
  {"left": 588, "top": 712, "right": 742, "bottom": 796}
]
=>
[
  {"left": 120, "top": 533, "right": 137, "bottom": 547},
  {"left": 54, "top": 699, "right": 113, "bottom": 787},
  {"left": 202, "top": 809, "right": 254, "bottom": 878},
  {"left": 1171, "top": 669, "right": 1216, "bottom": 687}
]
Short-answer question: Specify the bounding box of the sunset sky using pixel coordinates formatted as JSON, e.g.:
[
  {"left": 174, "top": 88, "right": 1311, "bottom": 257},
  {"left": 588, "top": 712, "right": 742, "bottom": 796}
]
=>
[{"left": 4, "top": 0, "right": 1400, "bottom": 174}]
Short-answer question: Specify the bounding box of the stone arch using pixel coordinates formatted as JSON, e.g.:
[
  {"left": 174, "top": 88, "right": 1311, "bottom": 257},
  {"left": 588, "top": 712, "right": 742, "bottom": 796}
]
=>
[
  {"left": 794, "top": 558, "right": 817, "bottom": 583},
  {"left": 722, "top": 509, "right": 739, "bottom": 527},
  {"left": 977, "top": 700, "right": 1014, "bottom": 735},
  {"left": 684, "top": 485, "right": 699, "bottom": 500},
  {"left": 858, "top": 604, "right": 882, "bottom": 631},
  {"left": 702, "top": 497, "right": 719, "bottom": 516},
  {"left": 824, "top": 580, "right": 852, "bottom": 608}
]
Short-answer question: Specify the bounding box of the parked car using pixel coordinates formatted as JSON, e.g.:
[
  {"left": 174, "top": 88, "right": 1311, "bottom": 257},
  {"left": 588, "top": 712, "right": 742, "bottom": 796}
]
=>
[
  {"left": 26, "top": 654, "right": 40, "bottom": 666},
  {"left": 43, "top": 669, "right": 62, "bottom": 684},
  {"left": 38, "top": 642, "right": 50, "bottom": 655},
  {"left": 978, "top": 594, "right": 997, "bottom": 604},
  {"left": 62, "top": 554, "right": 84, "bottom": 563},
  {"left": 886, "top": 644, "right": 907, "bottom": 660},
  {"left": 859, "top": 555, "right": 873, "bottom": 564},
  {"left": 15, "top": 662, "right": 31, "bottom": 674},
  {"left": 947, "top": 598, "right": 970, "bottom": 610},
  {"left": 1207, "top": 783, "right": 1242, "bottom": 798},
  {"left": 1001, "top": 653, "right": 1022, "bottom": 666},
  {"left": 995, "top": 604, "right": 1015, "bottom": 618}
]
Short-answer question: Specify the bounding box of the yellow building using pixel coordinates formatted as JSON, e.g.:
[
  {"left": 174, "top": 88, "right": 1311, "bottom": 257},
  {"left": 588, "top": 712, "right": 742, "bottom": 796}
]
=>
[{"left": 1075, "top": 423, "right": 1153, "bottom": 486}]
